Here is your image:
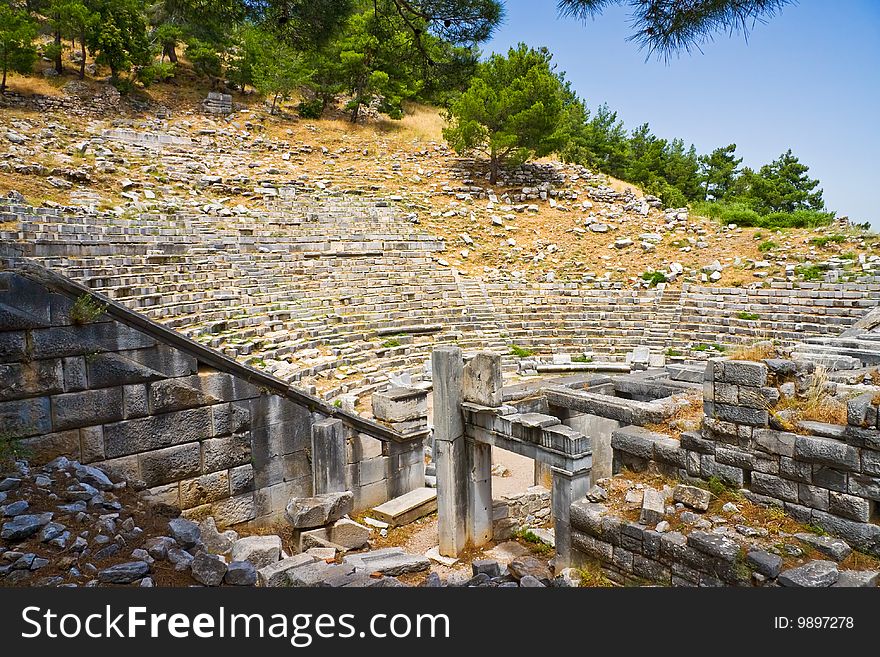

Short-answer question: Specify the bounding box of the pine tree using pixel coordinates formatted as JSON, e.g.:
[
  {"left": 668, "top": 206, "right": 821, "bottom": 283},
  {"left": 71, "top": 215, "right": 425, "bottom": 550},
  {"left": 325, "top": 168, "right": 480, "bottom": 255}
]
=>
[
  {"left": 443, "top": 43, "right": 566, "bottom": 184},
  {"left": 745, "top": 149, "right": 825, "bottom": 213},
  {"left": 699, "top": 144, "right": 742, "bottom": 201},
  {"left": 0, "top": 6, "right": 38, "bottom": 93}
]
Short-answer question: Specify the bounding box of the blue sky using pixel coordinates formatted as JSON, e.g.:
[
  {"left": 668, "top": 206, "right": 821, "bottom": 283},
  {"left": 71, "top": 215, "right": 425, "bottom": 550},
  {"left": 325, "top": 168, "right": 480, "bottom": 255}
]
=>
[{"left": 484, "top": 0, "right": 880, "bottom": 226}]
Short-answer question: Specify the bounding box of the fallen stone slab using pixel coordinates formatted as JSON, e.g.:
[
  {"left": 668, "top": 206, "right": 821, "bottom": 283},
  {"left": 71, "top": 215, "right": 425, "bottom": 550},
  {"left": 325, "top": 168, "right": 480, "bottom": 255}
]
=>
[
  {"left": 343, "top": 548, "right": 430, "bottom": 576},
  {"left": 191, "top": 552, "right": 227, "bottom": 586},
  {"left": 300, "top": 518, "right": 370, "bottom": 551},
  {"left": 833, "top": 570, "right": 879, "bottom": 587},
  {"left": 687, "top": 531, "right": 741, "bottom": 562},
  {"left": 746, "top": 550, "right": 783, "bottom": 578},
  {"left": 1, "top": 513, "right": 53, "bottom": 541},
  {"left": 288, "top": 561, "right": 354, "bottom": 587},
  {"left": 306, "top": 547, "right": 338, "bottom": 561},
  {"left": 672, "top": 485, "right": 711, "bottom": 512},
  {"left": 370, "top": 487, "right": 437, "bottom": 527},
  {"left": 794, "top": 533, "right": 852, "bottom": 562},
  {"left": 778, "top": 560, "right": 839, "bottom": 587},
  {"left": 425, "top": 546, "right": 458, "bottom": 566},
  {"left": 258, "top": 554, "right": 318, "bottom": 587},
  {"left": 507, "top": 556, "right": 552, "bottom": 582},
  {"left": 639, "top": 488, "right": 666, "bottom": 525},
  {"left": 224, "top": 561, "right": 257, "bottom": 586},
  {"left": 285, "top": 491, "right": 353, "bottom": 529},
  {"left": 98, "top": 561, "right": 151, "bottom": 584},
  {"left": 168, "top": 518, "right": 201, "bottom": 549},
  {"left": 231, "top": 535, "right": 282, "bottom": 569}
]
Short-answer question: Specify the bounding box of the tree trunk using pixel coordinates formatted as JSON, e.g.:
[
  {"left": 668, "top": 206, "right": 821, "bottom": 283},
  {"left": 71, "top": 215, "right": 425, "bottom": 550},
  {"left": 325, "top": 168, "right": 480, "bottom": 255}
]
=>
[
  {"left": 271, "top": 93, "right": 278, "bottom": 114},
  {"left": 489, "top": 153, "right": 499, "bottom": 185},
  {"left": 79, "top": 40, "right": 86, "bottom": 79},
  {"left": 350, "top": 99, "right": 361, "bottom": 124},
  {"left": 164, "top": 43, "right": 178, "bottom": 64},
  {"left": 54, "top": 31, "right": 63, "bottom": 74},
  {"left": 1, "top": 65, "right": 7, "bottom": 94}
]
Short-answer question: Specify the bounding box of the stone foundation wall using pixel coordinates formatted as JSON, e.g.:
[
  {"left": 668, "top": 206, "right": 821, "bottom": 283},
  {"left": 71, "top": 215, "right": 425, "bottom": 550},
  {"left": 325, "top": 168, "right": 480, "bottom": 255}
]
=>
[
  {"left": 610, "top": 359, "right": 880, "bottom": 556},
  {"left": 0, "top": 259, "right": 423, "bottom": 527},
  {"left": 492, "top": 486, "right": 551, "bottom": 540}
]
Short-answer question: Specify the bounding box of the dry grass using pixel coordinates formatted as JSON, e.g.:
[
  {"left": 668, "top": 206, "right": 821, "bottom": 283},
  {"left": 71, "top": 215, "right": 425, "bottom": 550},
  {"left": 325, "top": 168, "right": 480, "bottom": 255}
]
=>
[
  {"left": 577, "top": 559, "right": 616, "bottom": 587},
  {"left": 376, "top": 102, "right": 446, "bottom": 142},
  {"left": 773, "top": 366, "right": 848, "bottom": 427},
  {"left": 643, "top": 391, "right": 703, "bottom": 438},
  {"left": 728, "top": 340, "right": 777, "bottom": 361}
]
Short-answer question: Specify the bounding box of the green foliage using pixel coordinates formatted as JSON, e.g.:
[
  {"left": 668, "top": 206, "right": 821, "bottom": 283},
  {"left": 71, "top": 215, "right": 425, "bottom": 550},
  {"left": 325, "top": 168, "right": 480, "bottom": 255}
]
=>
[
  {"left": 809, "top": 234, "right": 846, "bottom": 247},
  {"left": 736, "top": 311, "right": 760, "bottom": 320},
  {"left": 444, "top": 43, "right": 567, "bottom": 183},
  {"left": 692, "top": 343, "right": 726, "bottom": 353},
  {"left": 296, "top": 98, "right": 324, "bottom": 118},
  {"left": 248, "top": 29, "right": 312, "bottom": 113},
  {"left": 640, "top": 270, "right": 666, "bottom": 286},
  {"left": 70, "top": 294, "right": 108, "bottom": 325},
  {"left": 185, "top": 37, "right": 222, "bottom": 78},
  {"left": 0, "top": 5, "right": 38, "bottom": 93},
  {"left": 738, "top": 150, "right": 826, "bottom": 214},
  {"left": 51, "top": 0, "right": 98, "bottom": 79},
  {"left": 514, "top": 528, "right": 552, "bottom": 554},
  {"left": 509, "top": 345, "right": 534, "bottom": 358},
  {"left": 136, "top": 60, "right": 175, "bottom": 86},
  {"left": 699, "top": 143, "right": 741, "bottom": 201},
  {"left": 665, "top": 348, "right": 682, "bottom": 357},
  {"left": 381, "top": 338, "right": 401, "bottom": 348},
  {"left": 572, "top": 354, "right": 592, "bottom": 363},
  {"left": 333, "top": 398, "right": 343, "bottom": 408},
  {"left": 795, "top": 264, "right": 824, "bottom": 281},
  {"left": 88, "top": 0, "right": 151, "bottom": 81},
  {"left": 0, "top": 433, "right": 29, "bottom": 472},
  {"left": 691, "top": 201, "right": 835, "bottom": 229},
  {"left": 757, "top": 240, "right": 778, "bottom": 252}
]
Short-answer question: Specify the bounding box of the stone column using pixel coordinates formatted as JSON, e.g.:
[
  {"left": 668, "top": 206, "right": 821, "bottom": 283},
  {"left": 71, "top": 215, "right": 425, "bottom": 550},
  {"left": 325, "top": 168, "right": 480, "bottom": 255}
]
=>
[
  {"left": 432, "top": 346, "right": 468, "bottom": 557},
  {"left": 461, "top": 351, "right": 502, "bottom": 548},
  {"left": 468, "top": 440, "right": 493, "bottom": 546},
  {"left": 551, "top": 466, "right": 591, "bottom": 568},
  {"left": 312, "top": 419, "right": 346, "bottom": 495},
  {"left": 534, "top": 461, "right": 553, "bottom": 488}
]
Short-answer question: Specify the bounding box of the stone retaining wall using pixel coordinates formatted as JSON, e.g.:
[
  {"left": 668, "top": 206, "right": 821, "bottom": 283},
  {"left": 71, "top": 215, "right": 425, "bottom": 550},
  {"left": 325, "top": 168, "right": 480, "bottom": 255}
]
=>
[
  {"left": 0, "top": 258, "right": 424, "bottom": 527},
  {"left": 609, "top": 359, "right": 880, "bottom": 556},
  {"left": 491, "top": 486, "right": 551, "bottom": 540}
]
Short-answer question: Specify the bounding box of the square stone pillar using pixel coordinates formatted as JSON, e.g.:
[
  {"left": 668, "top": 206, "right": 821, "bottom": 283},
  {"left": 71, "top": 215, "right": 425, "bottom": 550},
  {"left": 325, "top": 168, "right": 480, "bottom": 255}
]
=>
[
  {"left": 551, "top": 466, "right": 591, "bottom": 568},
  {"left": 468, "top": 440, "right": 493, "bottom": 547},
  {"left": 312, "top": 419, "right": 346, "bottom": 495},
  {"left": 432, "top": 346, "right": 468, "bottom": 557}
]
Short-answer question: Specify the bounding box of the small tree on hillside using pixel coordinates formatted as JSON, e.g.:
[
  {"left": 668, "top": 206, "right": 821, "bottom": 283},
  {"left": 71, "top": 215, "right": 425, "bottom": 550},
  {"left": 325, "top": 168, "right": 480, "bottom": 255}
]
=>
[
  {"left": 746, "top": 149, "right": 824, "bottom": 213},
  {"left": 251, "top": 34, "right": 312, "bottom": 114},
  {"left": 0, "top": 6, "right": 38, "bottom": 93},
  {"left": 443, "top": 43, "right": 566, "bottom": 184},
  {"left": 699, "top": 143, "right": 742, "bottom": 201},
  {"left": 51, "top": 0, "right": 99, "bottom": 79}
]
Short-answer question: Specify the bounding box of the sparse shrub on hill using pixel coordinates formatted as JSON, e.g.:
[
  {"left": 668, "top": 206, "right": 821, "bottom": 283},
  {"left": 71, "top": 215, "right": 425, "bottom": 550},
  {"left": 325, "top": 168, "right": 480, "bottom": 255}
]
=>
[{"left": 0, "top": 5, "right": 38, "bottom": 94}]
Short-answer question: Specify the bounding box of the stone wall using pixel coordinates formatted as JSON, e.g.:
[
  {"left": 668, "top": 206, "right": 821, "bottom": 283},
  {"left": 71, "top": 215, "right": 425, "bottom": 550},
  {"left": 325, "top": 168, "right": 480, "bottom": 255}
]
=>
[
  {"left": 492, "top": 485, "right": 551, "bottom": 540},
  {"left": 609, "top": 359, "right": 880, "bottom": 557},
  {"left": 0, "top": 257, "right": 424, "bottom": 527}
]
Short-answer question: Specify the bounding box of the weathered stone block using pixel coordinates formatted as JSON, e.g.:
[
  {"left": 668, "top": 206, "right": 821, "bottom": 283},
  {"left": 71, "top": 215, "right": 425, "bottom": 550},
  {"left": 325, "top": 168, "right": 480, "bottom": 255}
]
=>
[
  {"left": 673, "top": 485, "right": 711, "bottom": 511},
  {"left": 715, "top": 446, "right": 755, "bottom": 470},
  {"left": 210, "top": 403, "right": 250, "bottom": 436},
  {"left": 229, "top": 464, "right": 254, "bottom": 496},
  {"left": 795, "top": 435, "right": 859, "bottom": 471},
  {"left": 352, "top": 433, "right": 384, "bottom": 461},
  {"left": 779, "top": 456, "right": 812, "bottom": 483},
  {"left": 203, "top": 433, "right": 251, "bottom": 473},
  {"left": 0, "top": 332, "right": 26, "bottom": 363},
  {"left": 358, "top": 456, "right": 389, "bottom": 486},
  {"left": 232, "top": 535, "right": 282, "bottom": 569},
  {"left": 797, "top": 483, "right": 829, "bottom": 511},
  {"left": 286, "top": 491, "right": 354, "bottom": 529},
  {"left": 721, "top": 361, "right": 767, "bottom": 387},
  {"left": 812, "top": 510, "right": 880, "bottom": 556},
  {"left": 180, "top": 470, "right": 230, "bottom": 508},
  {"left": 0, "top": 397, "right": 51, "bottom": 439},
  {"left": 52, "top": 388, "right": 123, "bottom": 431},
  {"left": 714, "top": 403, "right": 768, "bottom": 427},
  {"left": 754, "top": 429, "right": 797, "bottom": 457},
  {"left": 0, "top": 360, "right": 63, "bottom": 401},
  {"left": 371, "top": 387, "right": 427, "bottom": 423},
  {"left": 86, "top": 353, "right": 163, "bottom": 388},
  {"left": 828, "top": 491, "right": 872, "bottom": 522},
  {"left": 80, "top": 425, "right": 104, "bottom": 463},
  {"left": 462, "top": 352, "right": 503, "bottom": 407},
  {"left": 747, "top": 550, "right": 782, "bottom": 578},
  {"left": 778, "top": 560, "right": 839, "bottom": 587},
  {"left": 30, "top": 323, "right": 155, "bottom": 359},
  {"left": 122, "top": 384, "right": 149, "bottom": 419},
  {"left": 62, "top": 356, "right": 87, "bottom": 392},
  {"left": 18, "top": 429, "right": 80, "bottom": 463},
  {"left": 848, "top": 474, "right": 880, "bottom": 501},
  {"left": 751, "top": 472, "right": 798, "bottom": 503},
  {"left": 687, "top": 531, "right": 740, "bottom": 562},
  {"left": 139, "top": 443, "right": 201, "bottom": 487},
  {"left": 103, "top": 407, "right": 212, "bottom": 458},
  {"left": 812, "top": 465, "right": 847, "bottom": 492},
  {"left": 258, "top": 554, "right": 317, "bottom": 587}
]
